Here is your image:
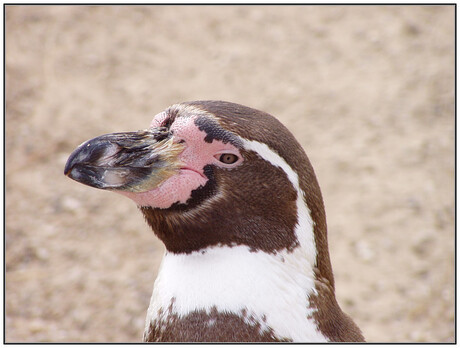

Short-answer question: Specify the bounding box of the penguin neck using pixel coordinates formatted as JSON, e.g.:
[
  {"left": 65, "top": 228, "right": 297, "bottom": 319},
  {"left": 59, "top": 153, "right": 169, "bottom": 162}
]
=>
[{"left": 145, "top": 244, "right": 329, "bottom": 342}]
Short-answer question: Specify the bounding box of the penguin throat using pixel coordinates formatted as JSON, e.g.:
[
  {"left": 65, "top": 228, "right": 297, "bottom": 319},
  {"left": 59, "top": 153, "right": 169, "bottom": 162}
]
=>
[{"left": 139, "top": 203, "right": 300, "bottom": 255}]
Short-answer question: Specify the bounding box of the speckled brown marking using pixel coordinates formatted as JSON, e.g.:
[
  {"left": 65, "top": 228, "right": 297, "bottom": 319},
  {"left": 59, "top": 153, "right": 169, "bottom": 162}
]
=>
[{"left": 144, "top": 305, "right": 290, "bottom": 342}]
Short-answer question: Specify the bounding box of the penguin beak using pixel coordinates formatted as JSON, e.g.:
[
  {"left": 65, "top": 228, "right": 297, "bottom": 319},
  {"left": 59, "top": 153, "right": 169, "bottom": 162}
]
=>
[{"left": 64, "top": 127, "right": 185, "bottom": 192}]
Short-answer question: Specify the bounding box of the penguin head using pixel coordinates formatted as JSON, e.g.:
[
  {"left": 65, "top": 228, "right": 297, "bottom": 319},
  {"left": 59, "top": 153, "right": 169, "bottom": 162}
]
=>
[{"left": 65, "top": 101, "right": 330, "bottom": 274}]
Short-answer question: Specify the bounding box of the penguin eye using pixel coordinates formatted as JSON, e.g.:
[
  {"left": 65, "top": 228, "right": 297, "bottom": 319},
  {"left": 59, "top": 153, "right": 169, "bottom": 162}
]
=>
[{"left": 218, "top": 153, "right": 239, "bottom": 164}]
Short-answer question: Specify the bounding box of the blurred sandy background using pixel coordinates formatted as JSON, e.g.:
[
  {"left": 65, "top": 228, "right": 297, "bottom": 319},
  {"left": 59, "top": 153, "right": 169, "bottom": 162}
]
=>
[{"left": 5, "top": 5, "right": 454, "bottom": 343}]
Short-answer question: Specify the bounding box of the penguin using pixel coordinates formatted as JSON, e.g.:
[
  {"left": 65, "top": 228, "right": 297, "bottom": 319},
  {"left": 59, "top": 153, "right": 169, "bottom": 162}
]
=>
[{"left": 64, "top": 100, "right": 365, "bottom": 342}]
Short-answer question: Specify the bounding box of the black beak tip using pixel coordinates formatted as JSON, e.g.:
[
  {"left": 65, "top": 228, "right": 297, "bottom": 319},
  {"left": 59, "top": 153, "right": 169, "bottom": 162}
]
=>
[
  {"left": 64, "top": 159, "right": 73, "bottom": 176},
  {"left": 63, "top": 137, "right": 130, "bottom": 190},
  {"left": 64, "top": 146, "right": 82, "bottom": 177},
  {"left": 64, "top": 137, "right": 105, "bottom": 178}
]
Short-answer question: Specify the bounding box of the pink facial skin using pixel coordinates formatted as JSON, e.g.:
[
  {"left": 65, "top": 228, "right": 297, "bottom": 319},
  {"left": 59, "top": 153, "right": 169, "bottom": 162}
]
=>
[{"left": 119, "top": 112, "right": 242, "bottom": 209}]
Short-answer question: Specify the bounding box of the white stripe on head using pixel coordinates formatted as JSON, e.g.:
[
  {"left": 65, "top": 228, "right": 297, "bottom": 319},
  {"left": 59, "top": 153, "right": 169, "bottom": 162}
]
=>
[{"left": 241, "top": 139, "right": 317, "bottom": 267}]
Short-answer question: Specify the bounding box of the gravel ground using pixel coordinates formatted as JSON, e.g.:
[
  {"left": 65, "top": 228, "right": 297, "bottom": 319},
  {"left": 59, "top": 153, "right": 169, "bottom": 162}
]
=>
[{"left": 5, "top": 5, "right": 454, "bottom": 343}]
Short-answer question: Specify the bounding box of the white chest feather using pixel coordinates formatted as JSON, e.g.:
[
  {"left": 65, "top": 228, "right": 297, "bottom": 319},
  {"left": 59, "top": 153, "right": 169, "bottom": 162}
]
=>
[{"left": 145, "top": 246, "right": 329, "bottom": 342}]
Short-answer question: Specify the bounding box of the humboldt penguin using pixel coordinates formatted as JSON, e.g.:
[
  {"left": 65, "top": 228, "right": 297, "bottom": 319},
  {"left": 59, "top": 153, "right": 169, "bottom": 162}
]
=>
[{"left": 64, "top": 100, "right": 364, "bottom": 342}]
